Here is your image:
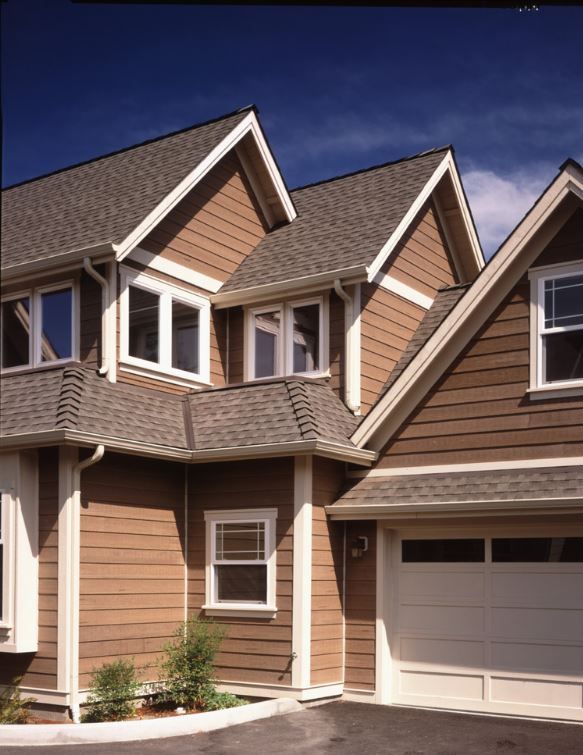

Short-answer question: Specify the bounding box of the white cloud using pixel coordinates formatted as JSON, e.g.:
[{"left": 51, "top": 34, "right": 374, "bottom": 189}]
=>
[{"left": 461, "top": 163, "right": 555, "bottom": 258}]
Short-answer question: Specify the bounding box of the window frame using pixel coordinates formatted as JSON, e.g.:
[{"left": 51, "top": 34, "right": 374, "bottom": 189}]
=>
[
  {"left": 119, "top": 267, "right": 211, "bottom": 386},
  {"left": 245, "top": 295, "right": 329, "bottom": 381},
  {"left": 529, "top": 262, "right": 583, "bottom": 395},
  {"left": 0, "top": 281, "right": 78, "bottom": 374},
  {"left": 203, "top": 508, "right": 277, "bottom": 617}
]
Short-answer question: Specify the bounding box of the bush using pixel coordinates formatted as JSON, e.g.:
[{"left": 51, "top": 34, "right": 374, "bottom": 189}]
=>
[
  {"left": 81, "top": 659, "right": 141, "bottom": 723},
  {"left": 0, "top": 677, "right": 35, "bottom": 724},
  {"left": 159, "top": 617, "right": 226, "bottom": 710},
  {"left": 203, "top": 690, "right": 247, "bottom": 711}
]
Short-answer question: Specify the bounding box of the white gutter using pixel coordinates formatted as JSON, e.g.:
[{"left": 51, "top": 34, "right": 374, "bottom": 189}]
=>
[
  {"left": 83, "top": 258, "right": 110, "bottom": 377},
  {"left": 1, "top": 244, "right": 114, "bottom": 283},
  {"left": 69, "top": 445, "right": 105, "bottom": 723},
  {"left": 334, "top": 279, "right": 361, "bottom": 414}
]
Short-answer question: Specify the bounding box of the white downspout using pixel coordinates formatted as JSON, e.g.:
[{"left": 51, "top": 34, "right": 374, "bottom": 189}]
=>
[
  {"left": 83, "top": 258, "right": 109, "bottom": 377},
  {"left": 69, "top": 445, "right": 105, "bottom": 723},
  {"left": 334, "top": 279, "right": 360, "bottom": 414}
]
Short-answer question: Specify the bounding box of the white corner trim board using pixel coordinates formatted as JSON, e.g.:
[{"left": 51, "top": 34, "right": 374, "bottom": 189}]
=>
[
  {"left": 115, "top": 111, "right": 296, "bottom": 261},
  {"left": 292, "top": 455, "right": 313, "bottom": 690},
  {"left": 0, "top": 699, "right": 303, "bottom": 747},
  {"left": 373, "top": 273, "right": 433, "bottom": 310},
  {"left": 130, "top": 248, "right": 224, "bottom": 294}
]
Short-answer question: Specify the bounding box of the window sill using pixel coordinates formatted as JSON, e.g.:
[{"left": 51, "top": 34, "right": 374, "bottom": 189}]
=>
[
  {"left": 202, "top": 604, "right": 277, "bottom": 619},
  {"left": 120, "top": 363, "right": 212, "bottom": 389},
  {"left": 527, "top": 383, "right": 583, "bottom": 400}
]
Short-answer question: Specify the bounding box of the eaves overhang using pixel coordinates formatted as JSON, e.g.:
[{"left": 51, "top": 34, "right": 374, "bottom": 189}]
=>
[{"left": 0, "top": 244, "right": 115, "bottom": 284}]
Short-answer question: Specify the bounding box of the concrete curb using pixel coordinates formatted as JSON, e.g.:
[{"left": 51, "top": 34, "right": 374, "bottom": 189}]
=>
[{"left": 0, "top": 698, "right": 303, "bottom": 747}]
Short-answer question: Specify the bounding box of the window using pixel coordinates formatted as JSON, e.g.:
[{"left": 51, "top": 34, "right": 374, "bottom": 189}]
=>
[
  {"left": 492, "top": 537, "right": 583, "bottom": 562},
  {"left": 120, "top": 268, "right": 209, "bottom": 384},
  {"left": 402, "top": 539, "right": 485, "bottom": 563},
  {"left": 204, "top": 509, "right": 277, "bottom": 616},
  {"left": 1, "top": 284, "right": 76, "bottom": 372},
  {"left": 531, "top": 264, "right": 583, "bottom": 390},
  {"left": 247, "top": 297, "right": 327, "bottom": 380}
]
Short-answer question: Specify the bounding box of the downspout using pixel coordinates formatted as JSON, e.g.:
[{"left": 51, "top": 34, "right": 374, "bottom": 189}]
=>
[
  {"left": 83, "top": 258, "right": 109, "bottom": 377},
  {"left": 70, "top": 445, "right": 105, "bottom": 723},
  {"left": 334, "top": 279, "right": 360, "bottom": 414}
]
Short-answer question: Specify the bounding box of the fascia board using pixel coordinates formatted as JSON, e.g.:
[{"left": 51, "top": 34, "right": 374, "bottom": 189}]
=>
[
  {"left": 211, "top": 266, "right": 368, "bottom": 309},
  {"left": 446, "top": 151, "right": 486, "bottom": 272},
  {"left": 1, "top": 244, "right": 115, "bottom": 283},
  {"left": 115, "top": 112, "right": 295, "bottom": 262},
  {"left": 353, "top": 170, "right": 581, "bottom": 450}
]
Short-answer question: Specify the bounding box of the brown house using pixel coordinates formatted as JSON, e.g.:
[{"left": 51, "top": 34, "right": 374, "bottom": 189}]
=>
[{"left": 1, "top": 106, "right": 581, "bottom": 723}]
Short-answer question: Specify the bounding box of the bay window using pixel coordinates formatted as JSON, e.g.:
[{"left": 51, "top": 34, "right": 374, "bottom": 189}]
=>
[
  {"left": 120, "top": 268, "right": 209, "bottom": 384},
  {"left": 247, "top": 296, "right": 327, "bottom": 380},
  {"left": 204, "top": 509, "right": 277, "bottom": 616},
  {"left": 530, "top": 263, "right": 583, "bottom": 391},
  {"left": 1, "top": 283, "right": 76, "bottom": 372}
]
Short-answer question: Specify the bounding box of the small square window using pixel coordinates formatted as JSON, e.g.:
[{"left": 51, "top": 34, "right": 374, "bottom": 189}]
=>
[
  {"left": 254, "top": 311, "right": 281, "bottom": 378},
  {"left": 1, "top": 297, "right": 31, "bottom": 369}
]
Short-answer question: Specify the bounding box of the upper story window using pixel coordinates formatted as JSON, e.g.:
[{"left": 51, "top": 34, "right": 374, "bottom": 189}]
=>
[
  {"left": 120, "top": 267, "right": 210, "bottom": 385},
  {"left": 246, "top": 296, "right": 328, "bottom": 380},
  {"left": 1, "top": 283, "right": 76, "bottom": 372},
  {"left": 530, "top": 263, "right": 583, "bottom": 392}
]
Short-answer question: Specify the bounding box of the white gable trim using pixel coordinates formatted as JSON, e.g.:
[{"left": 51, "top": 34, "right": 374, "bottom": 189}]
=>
[
  {"left": 115, "top": 111, "right": 296, "bottom": 262},
  {"left": 130, "top": 247, "right": 223, "bottom": 293},
  {"left": 353, "top": 164, "right": 583, "bottom": 450},
  {"left": 365, "top": 152, "right": 484, "bottom": 283},
  {"left": 374, "top": 272, "right": 433, "bottom": 310}
]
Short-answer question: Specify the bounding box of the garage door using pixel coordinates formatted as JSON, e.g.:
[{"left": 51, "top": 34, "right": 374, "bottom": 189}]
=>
[{"left": 391, "top": 531, "right": 583, "bottom": 721}]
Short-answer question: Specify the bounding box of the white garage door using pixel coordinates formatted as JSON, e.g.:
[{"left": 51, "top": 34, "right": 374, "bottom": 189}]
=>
[{"left": 391, "top": 531, "right": 583, "bottom": 721}]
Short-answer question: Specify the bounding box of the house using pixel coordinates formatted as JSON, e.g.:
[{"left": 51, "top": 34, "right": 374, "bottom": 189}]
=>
[{"left": 1, "top": 105, "right": 581, "bottom": 723}]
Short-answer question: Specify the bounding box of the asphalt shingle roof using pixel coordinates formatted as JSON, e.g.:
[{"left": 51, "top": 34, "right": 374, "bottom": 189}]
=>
[
  {"left": 1, "top": 109, "right": 250, "bottom": 269},
  {"left": 332, "top": 467, "right": 583, "bottom": 511},
  {"left": 220, "top": 148, "right": 449, "bottom": 293},
  {"left": 0, "top": 367, "right": 358, "bottom": 453}
]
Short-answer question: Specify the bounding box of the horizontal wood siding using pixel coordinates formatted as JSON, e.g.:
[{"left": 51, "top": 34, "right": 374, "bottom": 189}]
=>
[
  {"left": 79, "top": 454, "right": 185, "bottom": 688},
  {"left": 344, "top": 521, "right": 376, "bottom": 691},
  {"left": 0, "top": 448, "right": 59, "bottom": 690},
  {"left": 139, "top": 153, "right": 267, "bottom": 284},
  {"left": 187, "top": 459, "right": 294, "bottom": 687},
  {"left": 311, "top": 458, "right": 344, "bottom": 686},
  {"left": 379, "top": 211, "right": 583, "bottom": 467},
  {"left": 227, "top": 307, "right": 244, "bottom": 384},
  {"left": 79, "top": 270, "right": 102, "bottom": 368}
]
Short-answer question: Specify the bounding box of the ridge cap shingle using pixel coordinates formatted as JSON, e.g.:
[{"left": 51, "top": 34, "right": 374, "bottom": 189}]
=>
[
  {"left": 56, "top": 366, "right": 86, "bottom": 429},
  {"left": 286, "top": 380, "right": 319, "bottom": 440}
]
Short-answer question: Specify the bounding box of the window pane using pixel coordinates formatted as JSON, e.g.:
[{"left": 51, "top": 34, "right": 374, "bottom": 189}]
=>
[
  {"left": 129, "top": 285, "right": 159, "bottom": 363},
  {"left": 292, "top": 303, "right": 320, "bottom": 373},
  {"left": 543, "top": 331, "right": 583, "bottom": 382},
  {"left": 255, "top": 311, "right": 280, "bottom": 378},
  {"left": 493, "top": 538, "right": 583, "bottom": 562},
  {"left": 1, "top": 298, "right": 30, "bottom": 368},
  {"left": 216, "top": 565, "right": 267, "bottom": 603},
  {"left": 544, "top": 275, "right": 583, "bottom": 328},
  {"left": 40, "top": 288, "right": 72, "bottom": 361},
  {"left": 402, "top": 539, "right": 485, "bottom": 562},
  {"left": 172, "top": 300, "right": 199, "bottom": 374},
  {"left": 216, "top": 522, "right": 265, "bottom": 560}
]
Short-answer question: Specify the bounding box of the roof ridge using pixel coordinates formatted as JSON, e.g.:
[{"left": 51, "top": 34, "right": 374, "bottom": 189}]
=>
[
  {"left": 2, "top": 105, "right": 256, "bottom": 191},
  {"left": 56, "top": 366, "right": 86, "bottom": 429},
  {"left": 286, "top": 380, "right": 319, "bottom": 440},
  {"left": 290, "top": 145, "right": 452, "bottom": 194}
]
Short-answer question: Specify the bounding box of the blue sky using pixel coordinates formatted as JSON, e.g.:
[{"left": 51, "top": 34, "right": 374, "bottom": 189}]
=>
[{"left": 2, "top": 1, "right": 583, "bottom": 256}]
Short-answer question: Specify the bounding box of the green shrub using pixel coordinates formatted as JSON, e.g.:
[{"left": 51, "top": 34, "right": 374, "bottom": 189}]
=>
[
  {"left": 0, "top": 677, "right": 35, "bottom": 724},
  {"left": 202, "top": 690, "right": 248, "bottom": 712},
  {"left": 81, "top": 659, "right": 141, "bottom": 723},
  {"left": 159, "top": 617, "right": 226, "bottom": 710}
]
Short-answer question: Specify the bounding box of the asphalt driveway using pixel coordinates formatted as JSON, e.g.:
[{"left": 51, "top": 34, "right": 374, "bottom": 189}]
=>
[{"left": 2, "top": 701, "right": 582, "bottom": 754}]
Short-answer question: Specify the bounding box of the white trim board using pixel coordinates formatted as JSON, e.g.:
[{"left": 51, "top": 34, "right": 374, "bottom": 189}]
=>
[
  {"left": 373, "top": 272, "right": 433, "bottom": 310},
  {"left": 292, "top": 455, "right": 313, "bottom": 689},
  {"left": 353, "top": 163, "right": 583, "bottom": 451},
  {"left": 130, "top": 247, "right": 223, "bottom": 293},
  {"left": 347, "top": 456, "right": 583, "bottom": 478},
  {"left": 115, "top": 111, "right": 296, "bottom": 261}
]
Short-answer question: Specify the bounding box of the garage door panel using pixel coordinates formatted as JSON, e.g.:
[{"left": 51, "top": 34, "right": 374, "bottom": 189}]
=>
[
  {"left": 399, "top": 604, "right": 484, "bottom": 635},
  {"left": 491, "top": 642, "right": 583, "bottom": 674},
  {"left": 400, "top": 637, "right": 485, "bottom": 667},
  {"left": 400, "top": 570, "right": 485, "bottom": 600},
  {"left": 400, "top": 670, "right": 484, "bottom": 701},
  {"left": 491, "top": 607, "right": 583, "bottom": 643},
  {"left": 490, "top": 676, "right": 583, "bottom": 710},
  {"left": 491, "top": 571, "right": 583, "bottom": 609}
]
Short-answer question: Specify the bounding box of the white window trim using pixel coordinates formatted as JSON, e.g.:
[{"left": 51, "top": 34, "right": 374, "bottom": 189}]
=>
[
  {"left": 203, "top": 508, "right": 277, "bottom": 617},
  {"left": 244, "top": 295, "right": 329, "bottom": 381},
  {"left": 1, "top": 280, "right": 79, "bottom": 374},
  {"left": 119, "top": 266, "right": 211, "bottom": 385},
  {"left": 529, "top": 262, "right": 583, "bottom": 394}
]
